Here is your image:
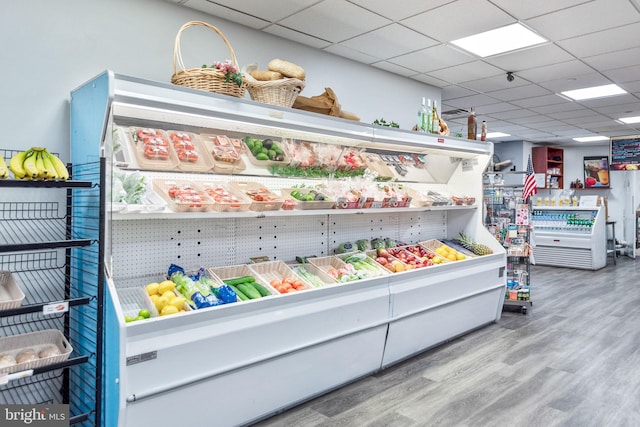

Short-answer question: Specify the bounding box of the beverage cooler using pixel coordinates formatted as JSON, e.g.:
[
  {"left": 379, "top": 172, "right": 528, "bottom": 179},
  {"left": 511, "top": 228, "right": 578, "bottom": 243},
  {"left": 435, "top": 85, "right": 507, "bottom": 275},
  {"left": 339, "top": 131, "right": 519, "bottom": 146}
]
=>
[
  {"left": 70, "top": 71, "right": 506, "bottom": 427},
  {"left": 531, "top": 206, "right": 606, "bottom": 270}
]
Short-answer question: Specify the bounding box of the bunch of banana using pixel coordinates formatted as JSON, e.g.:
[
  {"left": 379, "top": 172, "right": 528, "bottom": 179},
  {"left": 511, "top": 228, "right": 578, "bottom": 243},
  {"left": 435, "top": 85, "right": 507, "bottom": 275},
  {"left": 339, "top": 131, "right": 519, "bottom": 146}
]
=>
[
  {"left": 8, "top": 148, "right": 69, "bottom": 180},
  {"left": 0, "top": 155, "right": 9, "bottom": 179}
]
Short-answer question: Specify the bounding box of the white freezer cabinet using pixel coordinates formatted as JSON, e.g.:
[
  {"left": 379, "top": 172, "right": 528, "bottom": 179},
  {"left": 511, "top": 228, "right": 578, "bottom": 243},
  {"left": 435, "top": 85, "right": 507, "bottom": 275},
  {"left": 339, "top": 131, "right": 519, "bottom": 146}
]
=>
[{"left": 531, "top": 206, "right": 606, "bottom": 270}]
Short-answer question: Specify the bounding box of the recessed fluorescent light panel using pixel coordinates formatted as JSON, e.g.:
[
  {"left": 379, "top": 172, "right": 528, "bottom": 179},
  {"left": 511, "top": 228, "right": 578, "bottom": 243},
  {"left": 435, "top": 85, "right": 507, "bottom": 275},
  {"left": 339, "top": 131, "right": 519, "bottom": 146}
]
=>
[
  {"left": 561, "top": 84, "right": 627, "bottom": 101},
  {"left": 619, "top": 116, "right": 640, "bottom": 124},
  {"left": 485, "top": 132, "right": 510, "bottom": 138},
  {"left": 450, "top": 23, "right": 547, "bottom": 57},
  {"left": 573, "top": 136, "right": 609, "bottom": 142}
]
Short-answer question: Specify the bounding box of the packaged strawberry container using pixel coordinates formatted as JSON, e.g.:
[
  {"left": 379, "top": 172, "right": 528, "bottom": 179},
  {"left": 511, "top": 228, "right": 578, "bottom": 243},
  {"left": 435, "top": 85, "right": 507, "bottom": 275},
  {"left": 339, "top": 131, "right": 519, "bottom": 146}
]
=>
[
  {"left": 200, "top": 134, "right": 247, "bottom": 173},
  {"left": 152, "top": 179, "right": 214, "bottom": 212},
  {"left": 128, "top": 127, "right": 179, "bottom": 171},
  {"left": 200, "top": 182, "right": 252, "bottom": 212},
  {"left": 167, "top": 131, "right": 214, "bottom": 173}
]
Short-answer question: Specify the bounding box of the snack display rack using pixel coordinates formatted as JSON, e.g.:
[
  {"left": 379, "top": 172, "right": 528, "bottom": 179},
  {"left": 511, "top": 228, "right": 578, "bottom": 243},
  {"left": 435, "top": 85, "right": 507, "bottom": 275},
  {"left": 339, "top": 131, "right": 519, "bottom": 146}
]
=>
[
  {"left": 0, "top": 151, "right": 104, "bottom": 426},
  {"left": 71, "top": 71, "right": 506, "bottom": 427}
]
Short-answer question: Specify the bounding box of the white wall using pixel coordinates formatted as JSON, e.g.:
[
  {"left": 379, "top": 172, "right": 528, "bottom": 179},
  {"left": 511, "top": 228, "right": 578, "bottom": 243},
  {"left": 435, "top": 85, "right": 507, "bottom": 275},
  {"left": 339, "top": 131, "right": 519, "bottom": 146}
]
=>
[{"left": 0, "top": 0, "right": 440, "bottom": 162}]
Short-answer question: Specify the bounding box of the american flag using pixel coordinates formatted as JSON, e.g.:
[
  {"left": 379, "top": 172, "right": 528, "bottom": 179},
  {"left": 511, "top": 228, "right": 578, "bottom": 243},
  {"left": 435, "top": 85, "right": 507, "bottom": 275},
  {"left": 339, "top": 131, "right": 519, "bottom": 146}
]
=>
[{"left": 523, "top": 154, "right": 537, "bottom": 201}]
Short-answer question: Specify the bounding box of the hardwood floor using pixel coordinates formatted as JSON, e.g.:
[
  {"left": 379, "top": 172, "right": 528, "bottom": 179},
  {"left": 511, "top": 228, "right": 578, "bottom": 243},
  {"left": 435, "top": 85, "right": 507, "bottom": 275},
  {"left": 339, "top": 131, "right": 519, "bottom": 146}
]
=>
[{"left": 252, "top": 257, "right": 640, "bottom": 427}]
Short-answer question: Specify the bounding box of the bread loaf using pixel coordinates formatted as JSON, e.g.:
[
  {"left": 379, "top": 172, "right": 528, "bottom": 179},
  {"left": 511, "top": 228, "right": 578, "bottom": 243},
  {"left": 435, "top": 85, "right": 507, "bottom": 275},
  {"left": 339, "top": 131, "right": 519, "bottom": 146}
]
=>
[
  {"left": 38, "top": 346, "right": 61, "bottom": 359},
  {"left": 15, "top": 349, "right": 37, "bottom": 364},
  {"left": 0, "top": 354, "right": 16, "bottom": 368},
  {"left": 249, "top": 70, "right": 283, "bottom": 81},
  {"left": 268, "top": 59, "right": 305, "bottom": 80}
]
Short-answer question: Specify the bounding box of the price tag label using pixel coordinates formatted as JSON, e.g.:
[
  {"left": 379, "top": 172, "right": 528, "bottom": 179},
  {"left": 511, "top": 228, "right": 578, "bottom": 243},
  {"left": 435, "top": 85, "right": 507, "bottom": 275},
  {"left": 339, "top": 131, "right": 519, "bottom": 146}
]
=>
[{"left": 43, "top": 301, "right": 69, "bottom": 315}]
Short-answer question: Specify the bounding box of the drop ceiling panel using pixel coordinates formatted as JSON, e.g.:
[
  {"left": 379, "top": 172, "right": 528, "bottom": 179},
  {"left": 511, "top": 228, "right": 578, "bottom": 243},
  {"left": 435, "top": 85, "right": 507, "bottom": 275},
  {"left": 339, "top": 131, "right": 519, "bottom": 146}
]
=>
[
  {"left": 199, "top": 0, "right": 318, "bottom": 22},
  {"left": 553, "top": 108, "right": 599, "bottom": 120},
  {"left": 596, "top": 103, "right": 640, "bottom": 116},
  {"left": 460, "top": 74, "right": 529, "bottom": 93},
  {"left": 489, "top": 0, "right": 595, "bottom": 20},
  {"left": 531, "top": 102, "right": 596, "bottom": 114},
  {"left": 484, "top": 43, "right": 575, "bottom": 71},
  {"left": 278, "top": 0, "right": 391, "bottom": 43},
  {"left": 562, "top": 114, "right": 611, "bottom": 125},
  {"left": 487, "top": 84, "right": 552, "bottom": 102},
  {"left": 442, "top": 85, "right": 479, "bottom": 100},
  {"left": 558, "top": 22, "right": 640, "bottom": 58},
  {"left": 511, "top": 94, "right": 571, "bottom": 108},
  {"left": 517, "top": 60, "right": 595, "bottom": 83},
  {"left": 525, "top": 0, "right": 640, "bottom": 40},
  {"left": 603, "top": 65, "right": 640, "bottom": 83},
  {"left": 474, "top": 102, "right": 521, "bottom": 114},
  {"left": 388, "top": 45, "right": 474, "bottom": 74},
  {"left": 411, "top": 73, "right": 450, "bottom": 88},
  {"left": 442, "top": 93, "right": 502, "bottom": 108},
  {"left": 582, "top": 47, "right": 640, "bottom": 71},
  {"left": 349, "top": 0, "right": 452, "bottom": 21},
  {"left": 323, "top": 44, "right": 381, "bottom": 63},
  {"left": 401, "top": 0, "right": 515, "bottom": 42},
  {"left": 578, "top": 93, "right": 639, "bottom": 108},
  {"left": 490, "top": 109, "right": 540, "bottom": 120},
  {"left": 340, "top": 24, "right": 438, "bottom": 59},
  {"left": 537, "top": 72, "right": 611, "bottom": 93},
  {"left": 428, "top": 61, "right": 504, "bottom": 84},
  {"left": 264, "top": 25, "right": 331, "bottom": 48},
  {"left": 372, "top": 61, "right": 417, "bottom": 77},
  {"left": 184, "top": 0, "right": 270, "bottom": 28}
]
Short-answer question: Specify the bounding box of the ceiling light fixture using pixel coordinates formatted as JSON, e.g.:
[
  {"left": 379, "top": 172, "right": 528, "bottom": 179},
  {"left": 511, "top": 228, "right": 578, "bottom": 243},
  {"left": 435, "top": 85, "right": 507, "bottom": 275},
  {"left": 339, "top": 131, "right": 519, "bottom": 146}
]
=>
[
  {"left": 450, "top": 23, "right": 547, "bottom": 57},
  {"left": 619, "top": 116, "right": 640, "bottom": 124},
  {"left": 573, "top": 136, "right": 609, "bottom": 142},
  {"left": 483, "top": 132, "right": 511, "bottom": 138},
  {"left": 561, "top": 84, "right": 627, "bottom": 101}
]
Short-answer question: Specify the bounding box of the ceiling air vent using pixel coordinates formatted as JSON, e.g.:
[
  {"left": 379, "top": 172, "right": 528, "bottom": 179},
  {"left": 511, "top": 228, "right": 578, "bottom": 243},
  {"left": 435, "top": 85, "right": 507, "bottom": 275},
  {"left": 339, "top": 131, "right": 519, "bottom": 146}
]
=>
[{"left": 441, "top": 108, "right": 469, "bottom": 119}]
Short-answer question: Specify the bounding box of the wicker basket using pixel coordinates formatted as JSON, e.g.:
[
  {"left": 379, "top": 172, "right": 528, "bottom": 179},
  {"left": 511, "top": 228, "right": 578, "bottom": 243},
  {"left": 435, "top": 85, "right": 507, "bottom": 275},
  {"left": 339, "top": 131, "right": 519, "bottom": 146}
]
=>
[
  {"left": 244, "top": 65, "right": 305, "bottom": 107},
  {"left": 0, "top": 270, "right": 25, "bottom": 311},
  {"left": 171, "top": 21, "right": 247, "bottom": 98}
]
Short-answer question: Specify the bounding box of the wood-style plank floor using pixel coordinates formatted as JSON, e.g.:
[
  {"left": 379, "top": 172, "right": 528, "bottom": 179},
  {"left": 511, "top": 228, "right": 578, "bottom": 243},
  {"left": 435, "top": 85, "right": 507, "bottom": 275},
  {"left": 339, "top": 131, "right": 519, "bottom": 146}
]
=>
[{"left": 252, "top": 256, "right": 640, "bottom": 427}]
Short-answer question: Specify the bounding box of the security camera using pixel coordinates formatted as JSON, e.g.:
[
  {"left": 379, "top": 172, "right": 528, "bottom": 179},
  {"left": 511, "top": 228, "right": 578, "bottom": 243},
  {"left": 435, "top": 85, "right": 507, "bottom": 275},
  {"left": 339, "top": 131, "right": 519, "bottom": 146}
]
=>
[{"left": 506, "top": 72, "right": 515, "bottom": 82}]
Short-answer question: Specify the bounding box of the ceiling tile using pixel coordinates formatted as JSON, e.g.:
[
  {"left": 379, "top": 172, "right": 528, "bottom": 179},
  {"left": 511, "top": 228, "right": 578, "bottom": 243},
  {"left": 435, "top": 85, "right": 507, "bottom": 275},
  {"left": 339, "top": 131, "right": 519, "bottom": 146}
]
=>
[
  {"left": 531, "top": 101, "right": 596, "bottom": 114},
  {"left": 536, "top": 72, "right": 611, "bottom": 93},
  {"left": 511, "top": 94, "right": 570, "bottom": 108},
  {"left": 264, "top": 25, "right": 331, "bottom": 48},
  {"left": 340, "top": 24, "right": 438, "bottom": 59},
  {"left": 184, "top": 0, "right": 270, "bottom": 28},
  {"left": 443, "top": 93, "right": 505, "bottom": 108},
  {"left": 487, "top": 84, "right": 552, "bottom": 102},
  {"left": 411, "top": 73, "right": 450, "bottom": 88},
  {"left": 562, "top": 114, "right": 611, "bottom": 125},
  {"left": 484, "top": 43, "right": 574, "bottom": 71},
  {"left": 489, "top": 0, "right": 594, "bottom": 20},
  {"left": 578, "top": 93, "right": 638, "bottom": 108},
  {"left": 517, "top": 60, "right": 595, "bottom": 83},
  {"left": 401, "top": 0, "right": 515, "bottom": 42},
  {"left": 552, "top": 108, "right": 598, "bottom": 120},
  {"left": 525, "top": 0, "right": 640, "bottom": 40},
  {"left": 490, "top": 109, "right": 539, "bottom": 120},
  {"left": 603, "top": 65, "right": 640, "bottom": 83},
  {"left": 442, "top": 85, "right": 479, "bottom": 100},
  {"left": 474, "top": 102, "right": 521, "bottom": 114},
  {"left": 389, "top": 45, "right": 474, "bottom": 74},
  {"left": 582, "top": 47, "right": 640, "bottom": 71},
  {"left": 460, "top": 73, "right": 529, "bottom": 93},
  {"left": 323, "top": 44, "right": 381, "bottom": 63},
  {"left": 349, "top": 0, "right": 453, "bottom": 21},
  {"left": 197, "top": 0, "right": 318, "bottom": 22},
  {"left": 507, "top": 116, "right": 557, "bottom": 126},
  {"left": 550, "top": 129, "right": 587, "bottom": 136},
  {"left": 428, "top": 61, "right": 504, "bottom": 84},
  {"left": 595, "top": 103, "right": 640, "bottom": 116},
  {"left": 371, "top": 61, "right": 418, "bottom": 77},
  {"left": 558, "top": 22, "right": 640, "bottom": 58},
  {"left": 279, "top": 0, "right": 391, "bottom": 43},
  {"left": 620, "top": 80, "right": 640, "bottom": 93}
]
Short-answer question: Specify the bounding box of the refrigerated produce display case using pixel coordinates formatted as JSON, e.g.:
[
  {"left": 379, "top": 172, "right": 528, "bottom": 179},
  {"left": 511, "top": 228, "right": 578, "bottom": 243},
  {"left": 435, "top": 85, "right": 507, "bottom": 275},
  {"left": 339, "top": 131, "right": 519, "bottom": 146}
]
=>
[
  {"left": 71, "top": 71, "right": 507, "bottom": 427},
  {"left": 531, "top": 206, "right": 606, "bottom": 270}
]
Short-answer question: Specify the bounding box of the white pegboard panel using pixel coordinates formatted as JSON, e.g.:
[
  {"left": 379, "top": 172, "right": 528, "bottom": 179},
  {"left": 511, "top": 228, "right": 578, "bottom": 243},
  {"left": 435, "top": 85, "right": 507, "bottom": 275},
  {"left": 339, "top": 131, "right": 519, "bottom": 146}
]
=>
[
  {"left": 233, "top": 214, "right": 329, "bottom": 263},
  {"left": 396, "top": 210, "right": 448, "bottom": 244},
  {"left": 111, "top": 217, "right": 236, "bottom": 281}
]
